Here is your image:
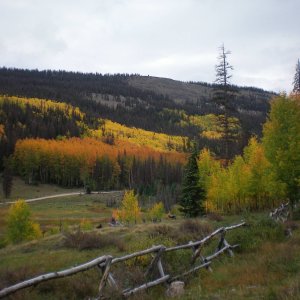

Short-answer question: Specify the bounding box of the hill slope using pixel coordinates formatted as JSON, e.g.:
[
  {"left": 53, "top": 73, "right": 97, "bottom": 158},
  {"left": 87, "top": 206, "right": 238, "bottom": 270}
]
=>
[{"left": 0, "top": 68, "right": 275, "bottom": 143}]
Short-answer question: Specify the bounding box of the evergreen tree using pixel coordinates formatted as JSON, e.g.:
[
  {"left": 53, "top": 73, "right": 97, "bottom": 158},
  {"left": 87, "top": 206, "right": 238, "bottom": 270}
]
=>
[
  {"left": 293, "top": 59, "right": 300, "bottom": 94},
  {"left": 180, "top": 149, "right": 205, "bottom": 217}
]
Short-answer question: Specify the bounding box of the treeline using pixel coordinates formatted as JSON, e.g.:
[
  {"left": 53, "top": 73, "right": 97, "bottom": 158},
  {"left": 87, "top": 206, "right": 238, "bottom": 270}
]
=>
[
  {"left": 200, "top": 139, "right": 284, "bottom": 213},
  {"left": 12, "top": 138, "right": 184, "bottom": 196},
  {"left": 0, "top": 67, "right": 275, "bottom": 158},
  {"left": 196, "top": 95, "right": 300, "bottom": 213}
]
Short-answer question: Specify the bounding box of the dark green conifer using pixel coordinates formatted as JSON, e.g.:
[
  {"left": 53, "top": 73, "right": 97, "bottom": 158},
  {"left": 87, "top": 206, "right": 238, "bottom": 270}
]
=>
[{"left": 180, "top": 149, "right": 205, "bottom": 217}]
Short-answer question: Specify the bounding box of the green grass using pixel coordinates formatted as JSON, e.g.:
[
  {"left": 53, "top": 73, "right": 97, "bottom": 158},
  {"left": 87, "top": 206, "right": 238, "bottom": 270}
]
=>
[
  {"left": 0, "top": 187, "right": 124, "bottom": 237},
  {"left": 0, "top": 177, "right": 82, "bottom": 201},
  {"left": 0, "top": 183, "right": 299, "bottom": 299}
]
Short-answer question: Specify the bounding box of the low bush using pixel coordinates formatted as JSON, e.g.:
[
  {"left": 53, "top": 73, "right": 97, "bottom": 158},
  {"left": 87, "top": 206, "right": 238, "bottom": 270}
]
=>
[
  {"left": 292, "top": 206, "right": 300, "bottom": 220},
  {"left": 147, "top": 224, "right": 174, "bottom": 239},
  {"left": 176, "top": 219, "right": 212, "bottom": 243},
  {"left": 80, "top": 219, "right": 93, "bottom": 231},
  {"left": 274, "top": 278, "right": 300, "bottom": 299},
  {"left": 63, "top": 230, "right": 125, "bottom": 251},
  {"left": 229, "top": 218, "right": 285, "bottom": 253},
  {"left": 207, "top": 212, "right": 224, "bottom": 222},
  {"left": 6, "top": 200, "right": 42, "bottom": 244}
]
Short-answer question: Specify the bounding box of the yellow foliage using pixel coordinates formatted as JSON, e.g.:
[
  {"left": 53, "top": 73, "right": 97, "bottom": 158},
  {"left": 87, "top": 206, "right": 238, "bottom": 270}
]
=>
[
  {"left": 80, "top": 219, "right": 93, "bottom": 231},
  {"left": 0, "top": 124, "right": 4, "bottom": 139},
  {"left": 166, "top": 111, "right": 240, "bottom": 140},
  {"left": 0, "top": 95, "right": 85, "bottom": 120},
  {"left": 204, "top": 138, "right": 284, "bottom": 213},
  {"left": 112, "top": 209, "right": 119, "bottom": 220},
  {"left": 118, "top": 190, "right": 141, "bottom": 225},
  {"left": 148, "top": 202, "right": 164, "bottom": 222},
  {"left": 92, "top": 119, "right": 188, "bottom": 153},
  {"left": 7, "top": 199, "right": 42, "bottom": 243}
]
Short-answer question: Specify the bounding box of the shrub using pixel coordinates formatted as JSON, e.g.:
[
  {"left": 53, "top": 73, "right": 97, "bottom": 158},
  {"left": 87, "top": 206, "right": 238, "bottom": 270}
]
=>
[
  {"left": 6, "top": 199, "right": 42, "bottom": 243},
  {"left": 170, "top": 204, "right": 182, "bottom": 216},
  {"left": 63, "top": 229, "right": 125, "bottom": 251},
  {"left": 147, "top": 224, "right": 174, "bottom": 239},
  {"left": 292, "top": 206, "right": 300, "bottom": 220},
  {"left": 229, "top": 218, "right": 285, "bottom": 253},
  {"left": 80, "top": 219, "right": 93, "bottom": 231},
  {"left": 207, "top": 212, "right": 224, "bottom": 222},
  {"left": 117, "top": 190, "right": 141, "bottom": 225},
  {"left": 148, "top": 202, "right": 164, "bottom": 222},
  {"left": 178, "top": 219, "right": 212, "bottom": 242}
]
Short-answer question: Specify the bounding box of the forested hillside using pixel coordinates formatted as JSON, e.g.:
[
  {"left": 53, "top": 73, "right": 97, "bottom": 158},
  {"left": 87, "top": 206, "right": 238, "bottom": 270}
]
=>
[
  {"left": 0, "top": 67, "right": 280, "bottom": 206},
  {"left": 0, "top": 68, "right": 276, "bottom": 157},
  {"left": 0, "top": 95, "right": 186, "bottom": 206}
]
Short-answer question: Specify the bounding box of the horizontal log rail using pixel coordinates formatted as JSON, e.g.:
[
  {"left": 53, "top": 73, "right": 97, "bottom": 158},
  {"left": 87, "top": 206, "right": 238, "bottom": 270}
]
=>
[
  {"left": 0, "top": 222, "right": 246, "bottom": 299},
  {"left": 0, "top": 255, "right": 110, "bottom": 298}
]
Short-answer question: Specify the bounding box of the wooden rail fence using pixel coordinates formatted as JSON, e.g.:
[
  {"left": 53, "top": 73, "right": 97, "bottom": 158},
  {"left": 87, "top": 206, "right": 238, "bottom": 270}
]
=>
[
  {"left": 270, "top": 202, "right": 290, "bottom": 223},
  {"left": 0, "top": 222, "right": 246, "bottom": 299}
]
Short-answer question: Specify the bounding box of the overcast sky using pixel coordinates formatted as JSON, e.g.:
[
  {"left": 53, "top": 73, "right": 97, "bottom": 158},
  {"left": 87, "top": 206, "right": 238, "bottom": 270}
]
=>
[{"left": 0, "top": 0, "right": 299, "bottom": 92}]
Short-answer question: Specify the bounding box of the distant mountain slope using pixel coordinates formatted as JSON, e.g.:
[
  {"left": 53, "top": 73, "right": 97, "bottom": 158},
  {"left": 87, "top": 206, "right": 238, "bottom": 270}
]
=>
[
  {"left": 128, "top": 75, "right": 275, "bottom": 114},
  {"left": 0, "top": 68, "right": 276, "bottom": 157}
]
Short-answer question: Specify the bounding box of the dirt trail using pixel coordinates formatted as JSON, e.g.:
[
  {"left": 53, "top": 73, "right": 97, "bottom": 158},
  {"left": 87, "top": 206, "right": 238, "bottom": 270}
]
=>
[{"left": 0, "top": 191, "right": 122, "bottom": 205}]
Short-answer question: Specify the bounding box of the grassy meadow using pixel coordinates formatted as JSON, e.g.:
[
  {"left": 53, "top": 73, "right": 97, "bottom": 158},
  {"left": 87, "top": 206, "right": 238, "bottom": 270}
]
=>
[
  {"left": 0, "top": 177, "right": 83, "bottom": 201},
  {"left": 0, "top": 181, "right": 299, "bottom": 299}
]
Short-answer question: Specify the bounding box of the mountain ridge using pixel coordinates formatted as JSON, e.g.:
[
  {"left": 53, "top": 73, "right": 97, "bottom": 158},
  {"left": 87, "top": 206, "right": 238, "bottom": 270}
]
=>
[{"left": 0, "top": 67, "right": 276, "bottom": 157}]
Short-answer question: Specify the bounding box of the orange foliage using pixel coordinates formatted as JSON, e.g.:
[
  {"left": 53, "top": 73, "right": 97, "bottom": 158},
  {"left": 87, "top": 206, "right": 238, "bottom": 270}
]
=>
[
  {"left": 14, "top": 137, "right": 186, "bottom": 170},
  {"left": 0, "top": 124, "right": 4, "bottom": 139}
]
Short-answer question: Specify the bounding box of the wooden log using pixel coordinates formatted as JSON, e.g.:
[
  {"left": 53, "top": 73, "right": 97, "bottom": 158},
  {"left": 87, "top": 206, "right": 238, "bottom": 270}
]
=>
[
  {"left": 0, "top": 255, "right": 109, "bottom": 299},
  {"left": 223, "top": 239, "right": 234, "bottom": 257},
  {"left": 225, "top": 222, "right": 246, "bottom": 231},
  {"left": 205, "top": 244, "right": 239, "bottom": 262},
  {"left": 107, "top": 273, "right": 118, "bottom": 290},
  {"left": 166, "top": 227, "right": 225, "bottom": 252},
  {"left": 200, "top": 255, "right": 213, "bottom": 272},
  {"left": 122, "top": 275, "right": 170, "bottom": 297},
  {"left": 157, "top": 258, "right": 165, "bottom": 277},
  {"left": 98, "top": 256, "right": 113, "bottom": 296},
  {"left": 191, "top": 244, "right": 203, "bottom": 265},
  {"left": 110, "top": 245, "right": 163, "bottom": 265},
  {"left": 216, "top": 230, "right": 226, "bottom": 251},
  {"left": 144, "top": 246, "right": 166, "bottom": 277},
  {"left": 170, "top": 261, "right": 211, "bottom": 281},
  {"left": 166, "top": 222, "right": 245, "bottom": 253}
]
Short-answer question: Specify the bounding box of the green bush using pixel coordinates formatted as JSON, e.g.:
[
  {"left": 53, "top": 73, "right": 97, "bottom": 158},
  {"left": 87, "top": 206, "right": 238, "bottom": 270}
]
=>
[
  {"left": 229, "top": 218, "right": 285, "bottom": 252},
  {"left": 292, "top": 206, "right": 300, "bottom": 220},
  {"left": 80, "top": 219, "right": 93, "bottom": 231},
  {"left": 63, "top": 230, "right": 125, "bottom": 251},
  {"left": 6, "top": 199, "right": 42, "bottom": 243},
  {"left": 147, "top": 202, "right": 165, "bottom": 222}
]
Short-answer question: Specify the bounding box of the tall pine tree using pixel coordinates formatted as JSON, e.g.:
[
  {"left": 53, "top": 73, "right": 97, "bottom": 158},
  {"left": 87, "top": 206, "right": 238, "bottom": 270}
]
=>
[{"left": 180, "top": 149, "right": 205, "bottom": 217}]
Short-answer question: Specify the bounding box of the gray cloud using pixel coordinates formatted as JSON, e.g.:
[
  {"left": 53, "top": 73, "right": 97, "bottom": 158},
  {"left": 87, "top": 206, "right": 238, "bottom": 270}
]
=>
[{"left": 0, "top": 0, "right": 299, "bottom": 92}]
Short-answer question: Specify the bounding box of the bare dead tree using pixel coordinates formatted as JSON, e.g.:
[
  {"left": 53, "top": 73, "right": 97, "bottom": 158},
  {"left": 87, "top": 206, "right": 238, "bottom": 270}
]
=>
[{"left": 213, "top": 44, "right": 237, "bottom": 160}]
